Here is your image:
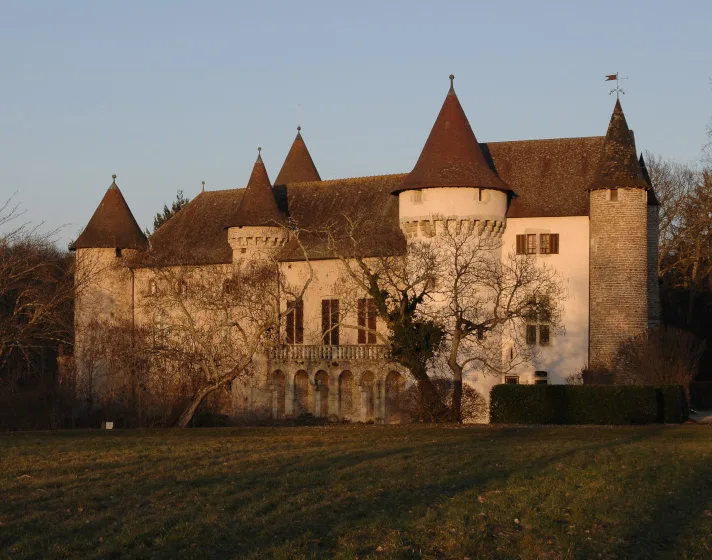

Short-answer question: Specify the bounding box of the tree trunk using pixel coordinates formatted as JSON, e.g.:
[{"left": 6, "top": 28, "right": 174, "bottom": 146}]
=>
[
  {"left": 411, "top": 363, "right": 449, "bottom": 422},
  {"left": 447, "top": 333, "right": 463, "bottom": 423},
  {"left": 174, "top": 384, "right": 220, "bottom": 428}
]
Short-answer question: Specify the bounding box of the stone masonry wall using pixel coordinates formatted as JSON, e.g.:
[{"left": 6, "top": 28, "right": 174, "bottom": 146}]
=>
[
  {"left": 589, "top": 188, "right": 648, "bottom": 368},
  {"left": 647, "top": 203, "right": 661, "bottom": 326}
]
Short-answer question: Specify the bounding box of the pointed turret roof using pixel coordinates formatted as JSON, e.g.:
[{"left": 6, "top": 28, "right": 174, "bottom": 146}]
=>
[
  {"left": 274, "top": 127, "right": 321, "bottom": 185},
  {"left": 393, "top": 75, "right": 510, "bottom": 195},
  {"left": 70, "top": 175, "right": 147, "bottom": 250},
  {"left": 589, "top": 100, "right": 649, "bottom": 191},
  {"left": 639, "top": 153, "right": 660, "bottom": 206},
  {"left": 228, "top": 149, "right": 284, "bottom": 227}
]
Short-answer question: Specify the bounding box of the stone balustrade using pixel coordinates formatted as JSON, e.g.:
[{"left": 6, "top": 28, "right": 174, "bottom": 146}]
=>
[{"left": 268, "top": 344, "right": 392, "bottom": 362}]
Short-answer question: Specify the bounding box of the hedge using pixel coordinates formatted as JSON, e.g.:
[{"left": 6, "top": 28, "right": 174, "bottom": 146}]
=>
[{"left": 490, "top": 384, "right": 688, "bottom": 425}]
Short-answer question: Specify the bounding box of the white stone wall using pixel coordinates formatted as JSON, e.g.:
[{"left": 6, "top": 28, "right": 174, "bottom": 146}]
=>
[{"left": 498, "top": 216, "right": 591, "bottom": 385}]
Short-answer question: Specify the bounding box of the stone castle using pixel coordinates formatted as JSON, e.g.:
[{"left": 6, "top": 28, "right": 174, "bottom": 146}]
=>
[{"left": 71, "top": 76, "right": 660, "bottom": 422}]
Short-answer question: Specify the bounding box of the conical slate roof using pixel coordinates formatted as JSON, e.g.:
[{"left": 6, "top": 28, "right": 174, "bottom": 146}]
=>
[
  {"left": 274, "top": 127, "right": 321, "bottom": 185},
  {"left": 228, "top": 150, "right": 284, "bottom": 227},
  {"left": 70, "top": 176, "right": 147, "bottom": 250},
  {"left": 589, "top": 100, "right": 649, "bottom": 191},
  {"left": 393, "top": 75, "right": 510, "bottom": 194},
  {"left": 639, "top": 153, "right": 659, "bottom": 206}
]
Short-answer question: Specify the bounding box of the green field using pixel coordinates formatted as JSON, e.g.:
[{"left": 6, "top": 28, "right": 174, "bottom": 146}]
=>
[{"left": 1, "top": 425, "right": 711, "bottom": 559}]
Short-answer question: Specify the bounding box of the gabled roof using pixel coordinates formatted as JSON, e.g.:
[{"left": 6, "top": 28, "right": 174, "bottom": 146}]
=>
[
  {"left": 274, "top": 127, "right": 321, "bottom": 185},
  {"left": 589, "top": 100, "right": 649, "bottom": 191},
  {"left": 70, "top": 176, "right": 147, "bottom": 251},
  {"left": 393, "top": 75, "right": 510, "bottom": 194},
  {"left": 227, "top": 151, "right": 284, "bottom": 227}
]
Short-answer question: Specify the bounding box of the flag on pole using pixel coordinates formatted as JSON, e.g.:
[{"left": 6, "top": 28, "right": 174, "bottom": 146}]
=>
[{"left": 605, "top": 74, "right": 618, "bottom": 81}]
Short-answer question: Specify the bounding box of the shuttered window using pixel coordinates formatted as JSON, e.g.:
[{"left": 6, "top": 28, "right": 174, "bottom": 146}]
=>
[
  {"left": 540, "top": 233, "right": 560, "bottom": 254},
  {"left": 357, "top": 298, "right": 377, "bottom": 344},
  {"left": 286, "top": 300, "right": 304, "bottom": 344},
  {"left": 321, "top": 299, "right": 340, "bottom": 345}
]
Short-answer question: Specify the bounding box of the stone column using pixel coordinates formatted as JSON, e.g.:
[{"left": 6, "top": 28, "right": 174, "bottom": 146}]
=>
[
  {"left": 314, "top": 388, "right": 321, "bottom": 417},
  {"left": 285, "top": 372, "right": 295, "bottom": 417},
  {"left": 328, "top": 373, "right": 339, "bottom": 419},
  {"left": 360, "top": 389, "right": 368, "bottom": 422}
]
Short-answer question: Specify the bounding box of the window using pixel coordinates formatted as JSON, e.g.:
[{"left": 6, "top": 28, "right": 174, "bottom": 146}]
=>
[
  {"left": 526, "top": 296, "right": 552, "bottom": 346},
  {"left": 477, "top": 188, "right": 483, "bottom": 202},
  {"left": 222, "top": 279, "right": 232, "bottom": 294},
  {"left": 412, "top": 190, "right": 423, "bottom": 204},
  {"left": 610, "top": 188, "right": 618, "bottom": 202},
  {"left": 539, "top": 234, "right": 559, "bottom": 255},
  {"left": 526, "top": 325, "right": 537, "bottom": 345},
  {"left": 286, "top": 300, "right": 304, "bottom": 344},
  {"left": 115, "top": 248, "right": 122, "bottom": 258},
  {"left": 518, "top": 233, "right": 560, "bottom": 255},
  {"left": 321, "top": 299, "right": 340, "bottom": 345},
  {"left": 178, "top": 280, "right": 188, "bottom": 297},
  {"left": 357, "top": 298, "right": 377, "bottom": 344},
  {"left": 526, "top": 234, "right": 537, "bottom": 254},
  {"left": 534, "top": 379, "right": 548, "bottom": 385},
  {"left": 149, "top": 280, "right": 157, "bottom": 296},
  {"left": 539, "top": 325, "right": 550, "bottom": 346},
  {"left": 504, "top": 375, "right": 519, "bottom": 385}
]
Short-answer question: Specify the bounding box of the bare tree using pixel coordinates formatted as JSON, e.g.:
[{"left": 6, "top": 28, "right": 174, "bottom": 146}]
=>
[
  {"left": 430, "top": 221, "right": 565, "bottom": 421},
  {"left": 614, "top": 326, "right": 706, "bottom": 398},
  {"left": 120, "top": 233, "right": 313, "bottom": 427}
]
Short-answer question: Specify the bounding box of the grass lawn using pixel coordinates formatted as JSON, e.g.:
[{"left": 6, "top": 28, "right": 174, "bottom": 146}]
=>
[{"left": 1, "top": 425, "right": 712, "bottom": 559}]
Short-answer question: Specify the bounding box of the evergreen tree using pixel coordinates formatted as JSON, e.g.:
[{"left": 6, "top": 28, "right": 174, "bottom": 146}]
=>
[{"left": 146, "top": 190, "right": 190, "bottom": 235}]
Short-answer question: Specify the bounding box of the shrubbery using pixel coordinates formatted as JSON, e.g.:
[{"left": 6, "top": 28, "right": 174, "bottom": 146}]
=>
[{"left": 490, "top": 384, "right": 688, "bottom": 425}]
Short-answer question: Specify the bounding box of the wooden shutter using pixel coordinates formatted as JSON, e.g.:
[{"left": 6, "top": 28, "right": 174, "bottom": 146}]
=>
[
  {"left": 357, "top": 298, "right": 366, "bottom": 344},
  {"left": 551, "top": 233, "right": 559, "bottom": 254},
  {"left": 516, "top": 234, "right": 526, "bottom": 254},
  {"left": 367, "top": 299, "right": 377, "bottom": 344},
  {"left": 295, "top": 300, "right": 304, "bottom": 344},
  {"left": 321, "top": 300, "right": 330, "bottom": 345},
  {"left": 286, "top": 303, "right": 295, "bottom": 344},
  {"left": 330, "top": 299, "right": 340, "bottom": 345}
]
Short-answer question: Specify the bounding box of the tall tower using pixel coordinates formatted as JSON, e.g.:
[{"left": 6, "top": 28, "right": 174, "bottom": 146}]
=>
[
  {"left": 392, "top": 75, "right": 512, "bottom": 239},
  {"left": 640, "top": 153, "right": 661, "bottom": 327},
  {"left": 70, "top": 175, "right": 147, "bottom": 401},
  {"left": 226, "top": 149, "right": 288, "bottom": 262},
  {"left": 588, "top": 101, "right": 651, "bottom": 369}
]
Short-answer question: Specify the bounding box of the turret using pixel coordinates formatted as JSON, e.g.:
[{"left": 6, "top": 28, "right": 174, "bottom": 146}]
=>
[
  {"left": 226, "top": 149, "right": 288, "bottom": 262},
  {"left": 588, "top": 100, "right": 651, "bottom": 369},
  {"left": 393, "top": 75, "right": 512, "bottom": 239},
  {"left": 70, "top": 175, "right": 146, "bottom": 405},
  {"left": 640, "top": 153, "right": 661, "bottom": 327},
  {"left": 274, "top": 126, "right": 321, "bottom": 185}
]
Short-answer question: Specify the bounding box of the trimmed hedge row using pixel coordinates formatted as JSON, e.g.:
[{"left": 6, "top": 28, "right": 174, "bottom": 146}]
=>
[{"left": 490, "top": 384, "right": 689, "bottom": 425}]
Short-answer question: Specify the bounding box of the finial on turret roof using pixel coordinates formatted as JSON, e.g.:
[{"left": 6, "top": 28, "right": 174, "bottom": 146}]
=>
[
  {"left": 297, "top": 125, "right": 301, "bottom": 132},
  {"left": 112, "top": 174, "right": 117, "bottom": 180},
  {"left": 449, "top": 74, "right": 455, "bottom": 94},
  {"left": 202, "top": 180, "right": 205, "bottom": 192}
]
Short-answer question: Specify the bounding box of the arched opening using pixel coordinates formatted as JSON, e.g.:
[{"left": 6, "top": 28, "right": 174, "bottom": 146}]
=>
[
  {"left": 315, "top": 370, "right": 329, "bottom": 417},
  {"left": 385, "top": 371, "right": 405, "bottom": 424},
  {"left": 271, "top": 370, "right": 286, "bottom": 417},
  {"left": 360, "top": 371, "right": 375, "bottom": 421},
  {"left": 339, "top": 371, "right": 354, "bottom": 419},
  {"left": 294, "top": 370, "right": 309, "bottom": 415}
]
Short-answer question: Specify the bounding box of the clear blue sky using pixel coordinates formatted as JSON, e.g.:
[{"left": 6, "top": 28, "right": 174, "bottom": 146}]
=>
[{"left": 1, "top": 0, "right": 710, "bottom": 247}]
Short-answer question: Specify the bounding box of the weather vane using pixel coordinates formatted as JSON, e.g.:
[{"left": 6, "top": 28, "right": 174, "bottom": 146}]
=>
[{"left": 605, "top": 73, "right": 628, "bottom": 99}]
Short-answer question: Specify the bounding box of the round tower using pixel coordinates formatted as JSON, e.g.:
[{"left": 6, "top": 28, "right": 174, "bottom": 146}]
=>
[
  {"left": 227, "top": 149, "right": 288, "bottom": 262},
  {"left": 392, "top": 75, "right": 512, "bottom": 239},
  {"left": 588, "top": 100, "right": 651, "bottom": 369}
]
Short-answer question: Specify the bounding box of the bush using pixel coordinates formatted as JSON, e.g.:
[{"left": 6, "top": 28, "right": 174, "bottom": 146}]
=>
[{"left": 489, "top": 385, "right": 676, "bottom": 425}]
